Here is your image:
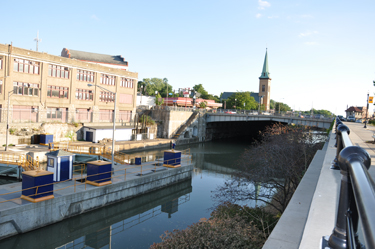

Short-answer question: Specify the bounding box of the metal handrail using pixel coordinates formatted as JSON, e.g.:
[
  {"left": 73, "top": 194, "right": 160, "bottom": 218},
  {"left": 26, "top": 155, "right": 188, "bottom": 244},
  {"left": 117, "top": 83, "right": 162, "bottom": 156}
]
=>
[{"left": 324, "top": 118, "right": 375, "bottom": 249}]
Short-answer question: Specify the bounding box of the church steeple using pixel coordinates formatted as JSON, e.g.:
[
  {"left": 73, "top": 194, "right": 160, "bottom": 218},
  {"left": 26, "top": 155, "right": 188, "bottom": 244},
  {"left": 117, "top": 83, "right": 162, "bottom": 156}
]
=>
[
  {"left": 259, "top": 49, "right": 270, "bottom": 79},
  {"left": 258, "top": 48, "right": 271, "bottom": 111}
]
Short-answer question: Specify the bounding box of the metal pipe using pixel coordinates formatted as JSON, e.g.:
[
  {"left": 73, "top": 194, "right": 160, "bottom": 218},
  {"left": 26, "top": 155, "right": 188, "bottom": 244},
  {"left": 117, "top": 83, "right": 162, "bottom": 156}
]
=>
[{"left": 112, "top": 92, "right": 116, "bottom": 174}]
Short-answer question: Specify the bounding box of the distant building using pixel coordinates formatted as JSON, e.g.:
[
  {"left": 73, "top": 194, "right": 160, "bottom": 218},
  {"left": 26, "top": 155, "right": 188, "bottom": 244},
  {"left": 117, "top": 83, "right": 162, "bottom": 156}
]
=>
[
  {"left": 345, "top": 106, "right": 370, "bottom": 119},
  {"left": 0, "top": 44, "right": 137, "bottom": 124},
  {"left": 61, "top": 48, "right": 129, "bottom": 71},
  {"left": 221, "top": 49, "right": 272, "bottom": 111},
  {"left": 163, "top": 97, "right": 222, "bottom": 109}
]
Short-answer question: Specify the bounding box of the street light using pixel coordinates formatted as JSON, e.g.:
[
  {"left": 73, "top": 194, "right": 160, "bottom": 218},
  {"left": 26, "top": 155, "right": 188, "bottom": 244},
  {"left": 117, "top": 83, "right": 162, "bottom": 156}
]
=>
[
  {"left": 88, "top": 84, "right": 116, "bottom": 172},
  {"left": 6, "top": 90, "right": 14, "bottom": 151}
]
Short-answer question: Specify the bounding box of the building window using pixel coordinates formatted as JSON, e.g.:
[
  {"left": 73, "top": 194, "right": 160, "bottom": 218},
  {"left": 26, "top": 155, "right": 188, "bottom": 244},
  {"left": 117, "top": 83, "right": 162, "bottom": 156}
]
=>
[
  {"left": 13, "top": 58, "right": 40, "bottom": 74},
  {"left": 48, "top": 158, "right": 54, "bottom": 167},
  {"left": 101, "top": 74, "right": 116, "bottom": 86},
  {"left": 77, "top": 70, "right": 94, "bottom": 82},
  {"left": 100, "top": 91, "right": 115, "bottom": 102},
  {"left": 47, "top": 86, "right": 69, "bottom": 99},
  {"left": 119, "top": 110, "right": 131, "bottom": 122},
  {"left": 262, "top": 85, "right": 265, "bottom": 92},
  {"left": 75, "top": 89, "right": 93, "bottom": 101},
  {"left": 47, "top": 107, "right": 66, "bottom": 120},
  {"left": 120, "top": 77, "right": 133, "bottom": 88},
  {"left": 13, "top": 82, "right": 39, "bottom": 96},
  {"left": 48, "top": 64, "right": 69, "bottom": 79},
  {"left": 0, "top": 58, "right": 2, "bottom": 69},
  {"left": 0, "top": 80, "right": 2, "bottom": 94}
]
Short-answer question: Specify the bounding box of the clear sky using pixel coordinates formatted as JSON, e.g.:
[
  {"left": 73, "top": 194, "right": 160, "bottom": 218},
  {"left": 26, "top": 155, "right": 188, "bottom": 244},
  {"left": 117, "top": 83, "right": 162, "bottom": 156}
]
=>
[{"left": 2, "top": 0, "right": 374, "bottom": 115}]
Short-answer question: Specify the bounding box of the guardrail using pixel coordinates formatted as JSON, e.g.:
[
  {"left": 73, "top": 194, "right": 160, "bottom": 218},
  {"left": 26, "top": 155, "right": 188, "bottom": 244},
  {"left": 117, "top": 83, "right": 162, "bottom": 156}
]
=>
[{"left": 322, "top": 118, "right": 375, "bottom": 248}]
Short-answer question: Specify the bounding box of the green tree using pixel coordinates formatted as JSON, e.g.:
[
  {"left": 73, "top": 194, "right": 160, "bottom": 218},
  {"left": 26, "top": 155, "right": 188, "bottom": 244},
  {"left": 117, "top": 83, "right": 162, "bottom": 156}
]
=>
[
  {"left": 226, "top": 92, "right": 258, "bottom": 110},
  {"left": 275, "top": 102, "right": 292, "bottom": 112},
  {"left": 154, "top": 93, "right": 164, "bottom": 106},
  {"left": 199, "top": 101, "right": 207, "bottom": 109},
  {"left": 140, "top": 78, "right": 173, "bottom": 97},
  {"left": 193, "top": 84, "right": 209, "bottom": 98},
  {"left": 270, "top": 99, "right": 276, "bottom": 110}
]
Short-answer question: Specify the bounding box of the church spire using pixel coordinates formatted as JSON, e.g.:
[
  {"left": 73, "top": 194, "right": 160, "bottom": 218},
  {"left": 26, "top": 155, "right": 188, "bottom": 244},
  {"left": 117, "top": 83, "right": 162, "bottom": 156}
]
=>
[{"left": 259, "top": 48, "right": 270, "bottom": 79}]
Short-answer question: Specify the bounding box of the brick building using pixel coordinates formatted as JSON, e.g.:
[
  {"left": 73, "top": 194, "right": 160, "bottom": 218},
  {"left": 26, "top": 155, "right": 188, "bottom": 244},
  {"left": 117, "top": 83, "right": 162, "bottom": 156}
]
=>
[{"left": 0, "top": 44, "right": 137, "bottom": 124}]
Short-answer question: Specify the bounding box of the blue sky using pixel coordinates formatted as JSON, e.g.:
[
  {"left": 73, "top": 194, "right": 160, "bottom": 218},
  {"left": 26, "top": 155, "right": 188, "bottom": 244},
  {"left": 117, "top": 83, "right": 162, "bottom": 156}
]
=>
[{"left": 2, "top": 0, "right": 374, "bottom": 115}]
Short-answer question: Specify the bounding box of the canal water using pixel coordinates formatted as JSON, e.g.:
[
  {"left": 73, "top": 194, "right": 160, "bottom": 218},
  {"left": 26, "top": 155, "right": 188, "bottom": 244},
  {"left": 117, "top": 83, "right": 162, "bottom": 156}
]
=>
[{"left": 0, "top": 138, "right": 256, "bottom": 249}]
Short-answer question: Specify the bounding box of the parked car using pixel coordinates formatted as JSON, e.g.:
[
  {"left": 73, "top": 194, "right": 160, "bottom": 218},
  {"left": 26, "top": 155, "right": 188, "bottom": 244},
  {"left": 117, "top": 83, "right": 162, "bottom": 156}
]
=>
[
  {"left": 347, "top": 116, "right": 356, "bottom": 122},
  {"left": 225, "top": 111, "right": 236, "bottom": 114},
  {"left": 338, "top": 115, "right": 346, "bottom": 121},
  {"left": 355, "top": 119, "right": 364, "bottom": 123}
]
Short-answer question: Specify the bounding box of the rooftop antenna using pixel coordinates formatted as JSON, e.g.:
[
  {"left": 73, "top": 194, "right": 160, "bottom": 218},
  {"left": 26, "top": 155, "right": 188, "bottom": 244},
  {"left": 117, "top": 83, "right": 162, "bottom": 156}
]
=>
[{"left": 34, "top": 31, "right": 42, "bottom": 52}]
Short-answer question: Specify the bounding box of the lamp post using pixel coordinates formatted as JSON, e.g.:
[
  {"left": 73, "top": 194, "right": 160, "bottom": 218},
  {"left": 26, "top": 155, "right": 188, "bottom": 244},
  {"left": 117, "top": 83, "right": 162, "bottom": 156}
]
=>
[
  {"left": 88, "top": 84, "right": 116, "bottom": 172},
  {"left": 364, "top": 91, "right": 369, "bottom": 128},
  {"left": 234, "top": 98, "right": 237, "bottom": 109},
  {"left": 6, "top": 90, "right": 14, "bottom": 151}
]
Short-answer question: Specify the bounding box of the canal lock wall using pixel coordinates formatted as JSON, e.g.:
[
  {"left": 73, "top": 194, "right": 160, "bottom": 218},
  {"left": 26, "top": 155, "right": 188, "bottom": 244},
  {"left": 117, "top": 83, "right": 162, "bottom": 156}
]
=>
[{"left": 0, "top": 164, "right": 193, "bottom": 240}]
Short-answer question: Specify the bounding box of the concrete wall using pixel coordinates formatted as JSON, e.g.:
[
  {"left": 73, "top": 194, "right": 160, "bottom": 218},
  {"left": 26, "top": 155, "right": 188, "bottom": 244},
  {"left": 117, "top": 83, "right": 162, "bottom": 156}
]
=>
[
  {"left": 151, "top": 109, "right": 193, "bottom": 138},
  {"left": 0, "top": 164, "right": 193, "bottom": 240}
]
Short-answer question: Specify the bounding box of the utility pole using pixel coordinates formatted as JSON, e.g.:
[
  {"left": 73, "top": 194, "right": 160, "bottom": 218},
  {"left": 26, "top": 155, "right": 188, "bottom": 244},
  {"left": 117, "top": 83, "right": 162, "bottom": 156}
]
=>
[
  {"left": 6, "top": 90, "right": 14, "bottom": 151},
  {"left": 34, "top": 31, "right": 41, "bottom": 52},
  {"left": 364, "top": 92, "right": 369, "bottom": 128}
]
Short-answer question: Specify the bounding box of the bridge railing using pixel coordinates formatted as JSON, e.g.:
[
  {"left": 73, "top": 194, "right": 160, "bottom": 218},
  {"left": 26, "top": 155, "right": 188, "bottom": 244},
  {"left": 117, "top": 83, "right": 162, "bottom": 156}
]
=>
[{"left": 322, "top": 118, "right": 375, "bottom": 249}]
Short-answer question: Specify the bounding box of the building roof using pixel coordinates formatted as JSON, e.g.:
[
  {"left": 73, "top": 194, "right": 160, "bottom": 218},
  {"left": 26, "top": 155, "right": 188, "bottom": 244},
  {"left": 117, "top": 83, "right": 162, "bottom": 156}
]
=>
[
  {"left": 345, "top": 106, "right": 364, "bottom": 112},
  {"left": 84, "top": 126, "right": 134, "bottom": 130},
  {"left": 220, "top": 92, "right": 260, "bottom": 103},
  {"left": 259, "top": 49, "right": 270, "bottom": 79},
  {"left": 61, "top": 48, "right": 128, "bottom": 66},
  {"left": 46, "top": 150, "right": 75, "bottom": 157}
]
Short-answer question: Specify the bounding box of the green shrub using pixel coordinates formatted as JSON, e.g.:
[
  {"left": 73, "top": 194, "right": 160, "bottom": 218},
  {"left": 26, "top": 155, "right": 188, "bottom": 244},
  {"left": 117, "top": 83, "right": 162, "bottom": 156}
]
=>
[
  {"left": 139, "top": 115, "right": 155, "bottom": 126},
  {"left": 9, "top": 128, "right": 16, "bottom": 135},
  {"left": 151, "top": 203, "right": 278, "bottom": 249},
  {"left": 369, "top": 120, "right": 375, "bottom": 125},
  {"left": 151, "top": 214, "right": 263, "bottom": 249}
]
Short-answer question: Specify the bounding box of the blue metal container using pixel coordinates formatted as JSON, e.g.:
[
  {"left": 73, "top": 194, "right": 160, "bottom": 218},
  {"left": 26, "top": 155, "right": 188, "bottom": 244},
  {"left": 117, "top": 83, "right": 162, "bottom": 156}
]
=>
[
  {"left": 163, "top": 150, "right": 181, "bottom": 167},
  {"left": 21, "top": 171, "right": 54, "bottom": 202},
  {"left": 40, "top": 134, "right": 53, "bottom": 145},
  {"left": 86, "top": 160, "right": 112, "bottom": 186}
]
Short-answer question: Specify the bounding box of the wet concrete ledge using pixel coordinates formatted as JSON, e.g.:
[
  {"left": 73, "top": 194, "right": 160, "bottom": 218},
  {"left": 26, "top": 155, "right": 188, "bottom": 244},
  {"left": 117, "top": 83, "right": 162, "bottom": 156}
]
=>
[{"left": 0, "top": 162, "right": 193, "bottom": 240}]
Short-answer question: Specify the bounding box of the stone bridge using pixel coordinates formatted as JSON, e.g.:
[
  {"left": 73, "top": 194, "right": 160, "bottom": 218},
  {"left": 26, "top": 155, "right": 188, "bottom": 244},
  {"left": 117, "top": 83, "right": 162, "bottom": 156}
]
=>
[
  {"left": 151, "top": 108, "right": 333, "bottom": 143},
  {"left": 206, "top": 113, "right": 333, "bottom": 129}
]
